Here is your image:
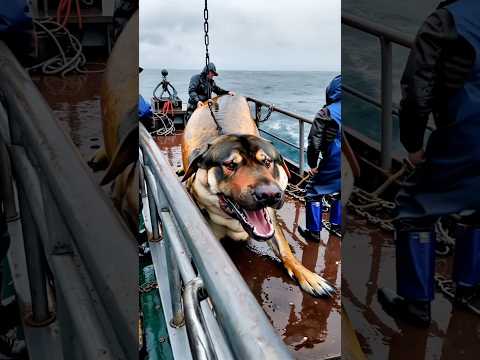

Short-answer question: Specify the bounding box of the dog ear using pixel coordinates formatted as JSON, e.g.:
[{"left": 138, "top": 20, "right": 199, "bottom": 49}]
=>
[{"left": 182, "top": 144, "right": 210, "bottom": 182}]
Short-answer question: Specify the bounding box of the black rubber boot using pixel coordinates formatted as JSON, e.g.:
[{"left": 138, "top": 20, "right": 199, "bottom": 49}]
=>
[
  {"left": 298, "top": 226, "right": 321, "bottom": 242},
  {"left": 378, "top": 287, "right": 431, "bottom": 327}
]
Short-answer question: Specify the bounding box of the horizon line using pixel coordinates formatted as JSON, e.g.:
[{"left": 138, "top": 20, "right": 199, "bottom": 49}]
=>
[{"left": 140, "top": 67, "right": 340, "bottom": 73}]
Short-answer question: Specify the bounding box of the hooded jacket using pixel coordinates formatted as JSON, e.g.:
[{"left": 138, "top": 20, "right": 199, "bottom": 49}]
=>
[
  {"left": 305, "top": 75, "right": 342, "bottom": 197},
  {"left": 399, "top": 1, "right": 476, "bottom": 153},
  {"left": 307, "top": 75, "right": 342, "bottom": 169},
  {"left": 187, "top": 63, "right": 229, "bottom": 108}
]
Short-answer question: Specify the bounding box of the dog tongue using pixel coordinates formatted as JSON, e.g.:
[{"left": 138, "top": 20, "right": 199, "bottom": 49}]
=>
[{"left": 245, "top": 209, "right": 271, "bottom": 236}]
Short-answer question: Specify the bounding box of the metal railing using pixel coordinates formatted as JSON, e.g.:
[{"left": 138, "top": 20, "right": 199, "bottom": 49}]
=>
[
  {"left": 246, "top": 96, "right": 313, "bottom": 176},
  {"left": 342, "top": 13, "right": 414, "bottom": 171},
  {"left": 139, "top": 124, "right": 293, "bottom": 360},
  {"left": 0, "top": 42, "right": 136, "bottom": 359}
]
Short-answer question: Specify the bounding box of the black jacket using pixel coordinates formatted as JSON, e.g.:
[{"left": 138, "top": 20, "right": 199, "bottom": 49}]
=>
[
  {"left": 399, "top": 2, "right": 475, "bottom": 153},
  {"left": 307, "top": 107, "right": 339, "bottom": 169},
  {"left": 187, "top": 63, "right": 229, "bottom": 108}
]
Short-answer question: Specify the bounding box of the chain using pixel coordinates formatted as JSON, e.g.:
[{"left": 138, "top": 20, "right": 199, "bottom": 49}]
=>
[
  {"left": 259, "top": 104, "right": 274, "bottom": 123},
  {"left": 204, "top": 0, "right": 210, "bottom": 67},
  {"left": 139, "top": 280, "right": 158, "bottom": 294}
]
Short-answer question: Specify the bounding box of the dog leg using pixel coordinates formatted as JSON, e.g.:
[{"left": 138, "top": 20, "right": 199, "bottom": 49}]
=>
[{"left": 267, "top": 209, "right": 336, "bottom": 298}]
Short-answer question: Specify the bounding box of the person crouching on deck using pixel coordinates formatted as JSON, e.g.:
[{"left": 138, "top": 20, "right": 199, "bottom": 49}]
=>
[
  {"left": 185, "top": 62, "right": 235, "bottom": 122},
  {"left": 298, "top": 75, "right": 342, "bottom": 241}
]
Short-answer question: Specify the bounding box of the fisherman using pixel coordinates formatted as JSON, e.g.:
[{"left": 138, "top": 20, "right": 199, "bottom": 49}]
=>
[
  {"left": 185, "top": 62, "right": 235, "bottom": 121},
  {"left": 298, "top": 75, "right": 342, "bottom": 241},
  {"left": 378, "top": 0, "right": 480, "bottom": 326}
]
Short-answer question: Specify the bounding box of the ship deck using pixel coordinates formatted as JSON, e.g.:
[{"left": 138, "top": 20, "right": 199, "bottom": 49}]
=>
[
  {"left": 156, "top": 132, "right": 341, "bottom": 360},
  {"left": 343, "top": 211, "right": 480, "bottom": 359}
]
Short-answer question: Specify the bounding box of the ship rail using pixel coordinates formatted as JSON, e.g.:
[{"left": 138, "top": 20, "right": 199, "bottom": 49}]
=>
[
  {"left": 342, "top": 13, "right": 414, "bottom": 171},
  {"left": 139, "top": 123, "right": 293, "bottom": 360},
  {"left": 246, "top": 96, "right": 313, "bottom": 176},
  {"left": 0, "top": 42, "right": 136, "bottom": 359}
]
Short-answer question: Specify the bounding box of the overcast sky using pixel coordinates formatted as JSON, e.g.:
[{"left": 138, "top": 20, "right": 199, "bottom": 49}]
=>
[{"left": 139, "top": 0, "right": 340, "bottom": 71}]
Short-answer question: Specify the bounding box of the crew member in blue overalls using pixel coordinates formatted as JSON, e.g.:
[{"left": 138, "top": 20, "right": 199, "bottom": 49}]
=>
[
  {"left": 378, "top": 0, "right": 480, "bottom": 326},
  {"left": 298, "top": 75, "right": 342, "bottom": 241}
]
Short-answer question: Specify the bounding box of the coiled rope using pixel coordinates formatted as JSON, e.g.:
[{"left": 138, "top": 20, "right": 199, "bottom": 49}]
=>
[{"left": 28, "top": 18, "right": 105, "bottom": 76}]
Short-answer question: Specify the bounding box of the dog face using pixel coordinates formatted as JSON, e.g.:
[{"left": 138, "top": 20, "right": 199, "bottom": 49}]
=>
[{"left": 183, "top": 134, "right": 290, "bottom": 241}]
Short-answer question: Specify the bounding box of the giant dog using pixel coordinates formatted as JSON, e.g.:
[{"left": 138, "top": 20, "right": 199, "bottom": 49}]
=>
[{"left": 182, "top": 95, "right": 335, "bottom": 297}]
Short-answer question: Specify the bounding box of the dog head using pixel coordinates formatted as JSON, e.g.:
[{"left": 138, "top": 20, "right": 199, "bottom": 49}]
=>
[{"left": 183, "top": 134, "right": 290, "bottom": 241}]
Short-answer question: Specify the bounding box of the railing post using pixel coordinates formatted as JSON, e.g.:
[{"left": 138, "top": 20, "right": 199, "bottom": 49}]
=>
[
  {"left": 299, "top": 120, "right": 305, "bottom": 177},
  {"left": 162, "top": 209, "right": 185, "bottom": 328},
  {"left": 380, "top": 36, "right": 393, "bottom": 171},
  {"left": 17, "top": 188, "right": 50, "bottom": 324}
]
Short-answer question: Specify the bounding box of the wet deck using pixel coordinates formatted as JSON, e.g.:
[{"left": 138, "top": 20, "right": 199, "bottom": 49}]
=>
[
  {"left": 32, "top": 73, "right": 105, "bottom": 164},
  {"left": 157, "top": 132, "right": 341, "bottom": 359},
  {"left": 343, "top": 212, "right": 480, "bottom": 359}
]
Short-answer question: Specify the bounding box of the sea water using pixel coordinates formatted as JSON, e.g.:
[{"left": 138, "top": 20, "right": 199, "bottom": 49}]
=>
[{"left": 140, "top": 69, "right": 338, "bottom": 165}]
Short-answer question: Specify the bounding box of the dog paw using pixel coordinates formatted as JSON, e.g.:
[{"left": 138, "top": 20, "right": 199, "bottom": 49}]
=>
[{"left": 284, "top": 258, "right": 336, "bottom": 298}]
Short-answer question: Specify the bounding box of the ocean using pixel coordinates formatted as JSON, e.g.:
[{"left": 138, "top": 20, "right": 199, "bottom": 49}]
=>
[
  {"left": 140, "top": 69, "right": 339, "bottom": 164},
  {"left": 342, "top": 0, "right": 441, "bottom": 154}
]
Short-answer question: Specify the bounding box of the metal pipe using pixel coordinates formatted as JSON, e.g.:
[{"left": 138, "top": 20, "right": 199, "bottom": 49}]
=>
[
  {"left": 0, "top": 141, "right": 17, "bottom": 220},
  {"left": 17, "top": 187, "right": 50, "bottom": 323},
  {"left": 259, "top": 129, "right": 301, "bottom": 150},
  {"left": 299, "top": 120, "right": 305, "bottom": 176},
  {"left": 183, "top": 278, "right": 217, "bottom": 360},
  {"left": 246, "top": 97, "right": 313, "bottom": 124},
  {"left": 140, "top": 124, "right": 293, "bottom": 360},
  {"left": 380, "top": 37, "right": 393, "bottom": 171},
  {"left": 343, "top": 84, "right": 400, "bottom": 116},
  {"left": 342, "top": 13, "right": 414, "bottom": 48},
  {"left": 51, "top": 254, "right": 117, "bottom": 360},
  {"left": 0, "top": 41, "right": 137, "bottom": 356},
  {"left": 145, "top": 168, "right": 161, "bottom": 241},
  {"left": 162, "top": 207, "right": 185, "bottom": 328}
]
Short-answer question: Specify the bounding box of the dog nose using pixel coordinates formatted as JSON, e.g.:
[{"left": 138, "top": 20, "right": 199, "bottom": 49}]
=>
[{"left": 254, "top": 184, "right": 282, "bottom": 205}]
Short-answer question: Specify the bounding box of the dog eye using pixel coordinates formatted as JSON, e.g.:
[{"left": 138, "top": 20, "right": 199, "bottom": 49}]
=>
[
  {"left": 223, "top": 161, "right": 237, "bottom": 171},
  {"left": 264, "top": 158, "right": 272, "bottom": 168}
]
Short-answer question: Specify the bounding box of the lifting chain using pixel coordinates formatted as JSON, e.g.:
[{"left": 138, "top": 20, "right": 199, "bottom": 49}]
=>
[{"left": 204, "top": 0, "right": 210, "bottom": 67}]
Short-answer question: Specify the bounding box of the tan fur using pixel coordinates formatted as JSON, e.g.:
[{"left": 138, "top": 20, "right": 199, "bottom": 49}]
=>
[{"left": 183, "top": 95, "right": 335, "bottom": 296}]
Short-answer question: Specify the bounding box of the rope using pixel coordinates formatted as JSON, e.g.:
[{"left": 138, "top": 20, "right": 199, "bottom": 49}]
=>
[
  {"left": 27, "top": 18, "right": 105, "bottom": 76},
  {"left": 57, "top": 0, "right": 83, "bottom": 29},
  {"left": 207, "top": 100, "right": 223, "bottom": 134}
]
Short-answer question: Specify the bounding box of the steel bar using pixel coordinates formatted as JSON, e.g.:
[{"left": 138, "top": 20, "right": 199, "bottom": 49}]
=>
[
  {"left": 162, "top": 207, "right": 185, "bottom": 328},
  {"left": 246, "top": 97, "right": 313, "bottom": 124},
  {"left": 17, "top": 187, "right": 50, "bottom": 323},
  {"left": 0, "top": 140, "right": 17, "bottom": 220},
  {"left": 183, "top": 278, "right": 217, "bottom": 360},
  {"left": 51, "top": 254, "right": 117, "bottom": 360},
  {"left": 342, "top": 13, "right": 414, "bottom": 48},
  {"left": 299, "top": 120, "right": 305, "bottom": 176},
  {"left": 343, "top": 84, "right": 400, "bottom": 116},
  {"left": 259, "top": 128, "right": 301, "bottom": 150},
  {"left": 0, "top": 41, "right": 136, "bottom": 357},
  {"left": 380, "top": 37, "right": 393, "bottom": 171},
  {"left": 140, "top": 124, "right": 293, "bottom": 360},
  {"left": 145, "top": 169, "right": 161, "bottom": 241}
]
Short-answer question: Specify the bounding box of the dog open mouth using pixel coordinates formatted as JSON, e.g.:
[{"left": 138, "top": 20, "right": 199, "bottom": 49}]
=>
[{"left": 219, "top": 195, "right": 274, "bottom": 241}]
